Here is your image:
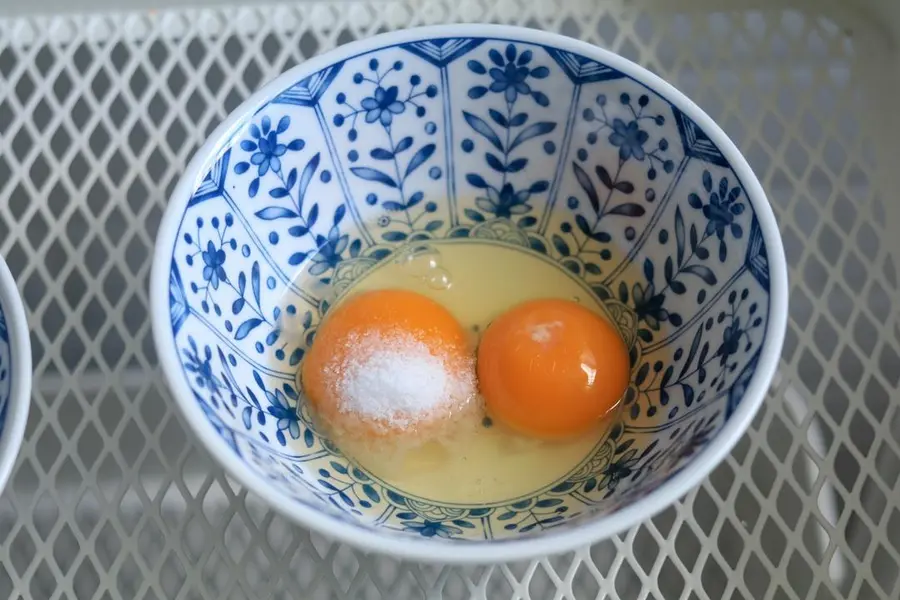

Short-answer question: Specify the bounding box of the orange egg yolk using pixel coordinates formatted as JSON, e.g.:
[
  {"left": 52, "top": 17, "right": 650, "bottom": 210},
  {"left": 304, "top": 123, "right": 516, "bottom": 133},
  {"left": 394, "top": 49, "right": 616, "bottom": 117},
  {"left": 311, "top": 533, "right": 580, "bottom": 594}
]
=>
[
  {"left": 301, "top": 289, "right": 473, "bottom": 436},
  {"left": 477, "top": 298, "right": 630, "bottom": 439}
]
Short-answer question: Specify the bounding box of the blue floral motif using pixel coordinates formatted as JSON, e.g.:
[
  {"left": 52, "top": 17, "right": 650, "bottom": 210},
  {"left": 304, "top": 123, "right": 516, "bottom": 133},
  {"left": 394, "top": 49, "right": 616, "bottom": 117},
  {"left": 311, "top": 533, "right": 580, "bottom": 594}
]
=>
[
  {"left": 554, "top": 93, "right": 673, "bottom": 273},
  {"left": 462, "top": 44, "right": 555, "bottom": 226},
  {"left": 631, "top": 277, "right": 669, "bottom": 331},
  {"left": 628, "top": 287, "right": 763, "bottom": 420},
  {"left": 266, "top": 387, "right": 301, "bottom": 442},
  {"left": 720, "top": 319, "right": 743, "bottom": 365},
  {"left": 361, "top": 85, "right": 406, "bottom": 125},
  {"left": 201, "top": 241, "right": 227, "bottom": 289},
  {"left": 496, "top": 498, "right": 570, "bottom": 533},
  {"left": 308, "top": 227, "right": 349, "bottom": 276},
  {"left": 208, "top": 350, "right": 312, "bottom": 447},
  {"left": 248, "top": 124, "right": 286, "bottom": 175},
  {"left": 400, "top": 519, "right": 466, "bottom": 538},
  {"left": 234, "top": 115, "right": 351, "bottom": 282},
  {"left": 542, "top": 422, "right": 665, "bottom": 501},
  {"left": 610, "top": 171, "right": 746, "bottom": 343},
  {"left": 688, "top": 170, "right": 745, "bottom": 262},
  {"left": 598, "top": 451, "right": 641, "bottom": 498},
  {"left": 712, "top": 289, "right": 764, "bottom": 391},
  {"left": 609, "top": 118, "right": 649, "bottom": 161},
  {"left": 468, "top": 44, "right": 550, "bottom": 106},
  {"left": 621, "top": 257, "right": 687, "bottom": 340},
  {"left": 317, "top": 461, "right": 383, "bottom": 514},
  {"left": 184, "top": 215, "right": 237, "bottom": 301},
  {"left": 334, "top": 59, "right": 442, "bottom": 240},
  {"left": 182, "top": 337, "right": 223, "bottom": 400},
  {"left": 234, "top": 115, "right": 305, "bottom": 198},
  {"left": 182, "top": 215, "right": 311, "bottom": 365},
  {"left": 477, "top": 183, "right": 532, "bottom": 219},
  {"left": 626, "top": 413, "right": 722, "bottom": 488},
  {"left": 607, "top": 421, "right": 713, "bottom": 502},
  {"left": 583, "top": 93, "right": 673, "bottom": 178},
  {"left": 675, "top": 415, "right": 717, "bottom": 463}
]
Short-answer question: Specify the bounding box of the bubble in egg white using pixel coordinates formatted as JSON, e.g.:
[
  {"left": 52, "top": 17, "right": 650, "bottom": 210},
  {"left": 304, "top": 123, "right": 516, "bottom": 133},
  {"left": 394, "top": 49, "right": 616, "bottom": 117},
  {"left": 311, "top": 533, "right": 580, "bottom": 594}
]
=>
[
  {"left": 395, "top": 245, "right": 443, "bottom": 279},
  {"left": 426, "top": 269, "right": 452, "bottom": 291}
]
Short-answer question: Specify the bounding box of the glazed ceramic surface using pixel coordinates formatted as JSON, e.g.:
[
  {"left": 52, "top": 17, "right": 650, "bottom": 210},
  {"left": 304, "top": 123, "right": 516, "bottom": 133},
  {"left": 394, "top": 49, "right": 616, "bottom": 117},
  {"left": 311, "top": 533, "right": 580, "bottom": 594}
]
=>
[
  {"left": 0, "top": 256, "right": 32, "bottom": 496},
  {"left": 152, "top": 25, "right": 787, "bottom": 562}
]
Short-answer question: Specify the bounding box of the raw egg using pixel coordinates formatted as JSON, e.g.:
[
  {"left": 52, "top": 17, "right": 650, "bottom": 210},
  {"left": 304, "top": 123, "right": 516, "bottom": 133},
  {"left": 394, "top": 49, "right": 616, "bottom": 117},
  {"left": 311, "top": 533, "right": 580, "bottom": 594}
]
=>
[
  {"left": 477, "top": 298, "right": 630, "bottom": 439},
  {"left": 301, "top": 289, "right": 476, "bottom": 437}
]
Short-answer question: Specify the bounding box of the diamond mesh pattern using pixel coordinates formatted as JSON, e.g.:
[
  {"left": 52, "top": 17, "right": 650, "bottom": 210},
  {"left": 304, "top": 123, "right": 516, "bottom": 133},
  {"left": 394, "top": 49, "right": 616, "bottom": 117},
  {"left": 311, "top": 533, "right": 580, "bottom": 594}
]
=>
[{"left": 1, "top": 1, "right": 899, "bottom": 598}]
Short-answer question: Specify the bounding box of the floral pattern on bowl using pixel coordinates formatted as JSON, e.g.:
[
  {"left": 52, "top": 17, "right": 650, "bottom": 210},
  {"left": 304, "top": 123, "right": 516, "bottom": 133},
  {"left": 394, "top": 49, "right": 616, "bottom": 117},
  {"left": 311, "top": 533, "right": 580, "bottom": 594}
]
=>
[{"left": 153, "top": 26, "right": 786, "bottom": 560}]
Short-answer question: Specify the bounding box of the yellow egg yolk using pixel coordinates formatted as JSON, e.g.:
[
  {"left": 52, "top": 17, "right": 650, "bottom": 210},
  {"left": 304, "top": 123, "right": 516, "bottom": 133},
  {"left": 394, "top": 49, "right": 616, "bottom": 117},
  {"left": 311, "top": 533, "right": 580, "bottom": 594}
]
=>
[
  {"left": 477, "top": 298, "right": 630, "bottom": 439},
  {"left": 301, "top": 289, "right": 474, "bottom": 437}
]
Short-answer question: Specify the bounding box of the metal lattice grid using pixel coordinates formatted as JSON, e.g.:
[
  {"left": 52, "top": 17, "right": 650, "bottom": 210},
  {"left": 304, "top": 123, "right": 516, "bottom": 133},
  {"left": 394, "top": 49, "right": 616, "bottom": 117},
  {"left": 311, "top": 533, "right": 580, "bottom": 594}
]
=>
[{"left": 1, "top": 1, "right": 899, "bottom": 598}]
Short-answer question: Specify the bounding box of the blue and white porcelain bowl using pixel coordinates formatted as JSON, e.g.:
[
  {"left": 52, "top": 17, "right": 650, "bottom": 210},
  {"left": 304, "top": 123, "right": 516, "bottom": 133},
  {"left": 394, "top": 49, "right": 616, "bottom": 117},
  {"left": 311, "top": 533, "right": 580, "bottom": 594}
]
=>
[
  {"left": 0, "top": 256, "right": 31, "bottom": 496},
  {"left": 151, "top": 25, "right": 787, "bottom": 563}
]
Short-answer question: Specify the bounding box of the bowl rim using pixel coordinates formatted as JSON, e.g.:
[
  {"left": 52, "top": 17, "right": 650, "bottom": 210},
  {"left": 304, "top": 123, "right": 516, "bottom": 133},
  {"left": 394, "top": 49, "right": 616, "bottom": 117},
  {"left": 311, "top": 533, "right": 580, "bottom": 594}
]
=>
[
  {"left": 0, "top": 256, "right": 32, "bottom": 496},
  {"left": 151, "top": 23, "right": 788, "bottom": 564}
]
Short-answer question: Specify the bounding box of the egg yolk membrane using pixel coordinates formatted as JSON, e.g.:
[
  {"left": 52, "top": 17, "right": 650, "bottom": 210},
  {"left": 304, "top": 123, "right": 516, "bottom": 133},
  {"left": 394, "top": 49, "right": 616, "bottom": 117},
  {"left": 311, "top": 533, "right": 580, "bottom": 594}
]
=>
[{"left": 476, "top": 298, "right": 630, "bottom": 439}]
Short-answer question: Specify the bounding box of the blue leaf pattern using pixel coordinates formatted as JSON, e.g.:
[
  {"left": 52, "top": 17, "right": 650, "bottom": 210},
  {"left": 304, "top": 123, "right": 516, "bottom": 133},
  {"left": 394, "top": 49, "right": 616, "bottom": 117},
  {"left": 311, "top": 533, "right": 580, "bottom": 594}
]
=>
[
  {"left": 255, "top": 207, "right": 297, "bottom": 220},
  {"left": 463, "top": 111, "right": 503, "bottom": 152},
  {"left": 405, "top": 143, "right": 435, "bottom": 177},
  {"left": 510, "top": 121, "right": 556, "bottom": 150},
  {"left": 350, "top": 166, "right": 397, "bottom": 188},
  {"left": 462, "top": 45, "right": 556, "bottom": 223},
  {"left": 333, "top": 60, "right": 442, "bottom": 240}
]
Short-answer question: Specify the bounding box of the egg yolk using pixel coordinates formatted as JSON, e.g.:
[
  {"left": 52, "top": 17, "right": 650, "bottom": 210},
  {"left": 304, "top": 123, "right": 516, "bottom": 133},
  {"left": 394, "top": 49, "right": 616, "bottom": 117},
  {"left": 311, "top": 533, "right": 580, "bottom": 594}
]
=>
[
  {"left": 301, "top": 289, "right": 473, "bottom": 436},
  {"left": 477, "top": 298, "right": 630, "bottom": 439}
]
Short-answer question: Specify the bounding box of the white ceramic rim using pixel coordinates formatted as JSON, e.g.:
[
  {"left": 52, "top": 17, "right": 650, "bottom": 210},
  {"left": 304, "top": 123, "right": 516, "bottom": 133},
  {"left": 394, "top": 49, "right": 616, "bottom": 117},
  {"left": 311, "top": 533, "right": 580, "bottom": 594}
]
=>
[
  {"left": 0, "top": 256, "right": 32, "bottom": 496},
  {"left": 151, "top": 24, "right": 788, "bottom": 564}
]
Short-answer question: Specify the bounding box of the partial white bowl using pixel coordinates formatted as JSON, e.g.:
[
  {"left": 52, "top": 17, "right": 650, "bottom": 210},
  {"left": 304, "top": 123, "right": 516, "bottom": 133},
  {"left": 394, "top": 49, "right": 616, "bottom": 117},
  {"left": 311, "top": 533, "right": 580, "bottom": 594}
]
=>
[{"left": 0, "top": 256, "right": 32, "bottom": 496}]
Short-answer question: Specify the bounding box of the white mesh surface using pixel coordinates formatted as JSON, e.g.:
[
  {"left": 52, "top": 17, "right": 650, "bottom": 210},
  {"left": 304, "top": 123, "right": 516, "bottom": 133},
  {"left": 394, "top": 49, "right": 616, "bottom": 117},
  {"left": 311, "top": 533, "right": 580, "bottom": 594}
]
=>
[{"left": 1, "top": 1, "right": 900, "bottom": 598}]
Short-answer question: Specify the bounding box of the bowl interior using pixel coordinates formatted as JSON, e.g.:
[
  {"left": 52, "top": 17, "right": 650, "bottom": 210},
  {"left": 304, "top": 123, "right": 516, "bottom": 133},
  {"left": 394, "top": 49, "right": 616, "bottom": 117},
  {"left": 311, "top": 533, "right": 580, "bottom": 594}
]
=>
[{"left": 158, "top": 30, "right": 775, "bottom": 544}]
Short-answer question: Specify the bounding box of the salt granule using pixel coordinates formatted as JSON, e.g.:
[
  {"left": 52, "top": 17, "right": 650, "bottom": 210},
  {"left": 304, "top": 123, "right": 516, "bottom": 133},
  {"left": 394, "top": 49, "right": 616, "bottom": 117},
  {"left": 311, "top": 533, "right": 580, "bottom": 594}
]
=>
[{"left": 327, "top": 331, "right": 474, "bottom": 428}]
